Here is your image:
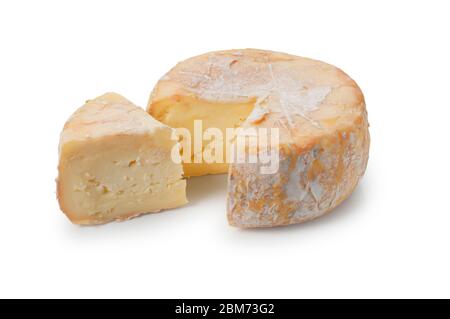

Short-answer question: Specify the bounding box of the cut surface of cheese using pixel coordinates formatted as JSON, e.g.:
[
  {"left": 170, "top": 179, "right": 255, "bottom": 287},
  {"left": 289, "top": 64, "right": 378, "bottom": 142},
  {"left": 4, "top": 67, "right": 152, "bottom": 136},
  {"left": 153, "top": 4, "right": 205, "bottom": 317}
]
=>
[
  {"left": 148, "top": 49, "right": 370, "bottom": 227},
  {"left": 150, "top": 96, "right": 255, "bottom": 176},
  {"left": 57, "top": 93, "right": 187, "bottom": 225}
]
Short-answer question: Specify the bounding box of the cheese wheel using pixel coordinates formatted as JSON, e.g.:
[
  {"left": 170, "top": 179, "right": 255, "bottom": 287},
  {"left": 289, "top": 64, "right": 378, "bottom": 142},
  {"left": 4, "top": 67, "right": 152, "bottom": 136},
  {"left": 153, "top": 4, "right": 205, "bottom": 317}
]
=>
[
  {"left": 57, "top": 93, "right": 187, "bottom": 225},
  {"left": 148, "top": 49, "right": 369, "bottom": 227}
]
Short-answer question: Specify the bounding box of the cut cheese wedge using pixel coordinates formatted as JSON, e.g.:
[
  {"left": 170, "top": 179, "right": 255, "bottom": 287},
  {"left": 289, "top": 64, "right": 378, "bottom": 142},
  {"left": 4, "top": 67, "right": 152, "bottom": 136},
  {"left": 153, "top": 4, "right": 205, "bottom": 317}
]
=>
[
  {"left": 148, "top": 49, "right": 370, "bottom": 227},
  {"left": 57, "top": 93, "right": 187, "bottom": 225}
]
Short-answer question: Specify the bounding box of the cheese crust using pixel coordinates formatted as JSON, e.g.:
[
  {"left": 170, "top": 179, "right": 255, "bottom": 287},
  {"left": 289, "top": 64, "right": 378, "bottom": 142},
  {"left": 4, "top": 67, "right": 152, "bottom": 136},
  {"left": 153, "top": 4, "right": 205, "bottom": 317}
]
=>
[{"left": 148, "top": 49, "right": 370, "bottom": 227}]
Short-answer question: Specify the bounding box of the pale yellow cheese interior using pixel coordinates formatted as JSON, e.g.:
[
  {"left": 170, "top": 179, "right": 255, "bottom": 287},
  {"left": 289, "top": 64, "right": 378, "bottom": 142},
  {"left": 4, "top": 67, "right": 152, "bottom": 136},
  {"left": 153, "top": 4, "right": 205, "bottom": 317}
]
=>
[
  {"left": 59, "top": 132, "right": 186, "bottom": 225},
  {"left": 149, "top": 96, "right": 255, "bottom": 176}
]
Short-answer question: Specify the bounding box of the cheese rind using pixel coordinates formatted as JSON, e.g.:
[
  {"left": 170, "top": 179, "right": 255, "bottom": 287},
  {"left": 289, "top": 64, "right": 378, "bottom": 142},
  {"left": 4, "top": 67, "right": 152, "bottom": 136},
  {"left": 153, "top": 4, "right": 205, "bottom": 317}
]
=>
[
  {"left": 227, "top": 119, "right": 369, "bottom": 227},
  {"left": 57, "top": 93, "right": 187, "bottom": 225},
  {"left": 148, "top": 49, "right": 370, "bottom": 227}
]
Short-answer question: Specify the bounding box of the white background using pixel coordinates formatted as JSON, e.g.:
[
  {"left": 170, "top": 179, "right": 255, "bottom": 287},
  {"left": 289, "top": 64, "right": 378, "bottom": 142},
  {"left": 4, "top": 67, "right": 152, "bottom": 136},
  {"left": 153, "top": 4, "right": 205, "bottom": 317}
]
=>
[{"left": 0, "top": 0, "right": 449, "bottom": 298}]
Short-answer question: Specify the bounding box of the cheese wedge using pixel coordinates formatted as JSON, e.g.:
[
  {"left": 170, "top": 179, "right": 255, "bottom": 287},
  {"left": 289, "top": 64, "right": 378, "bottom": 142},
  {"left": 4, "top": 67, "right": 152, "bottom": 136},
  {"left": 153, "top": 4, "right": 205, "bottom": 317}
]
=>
[
  {"left": 57, "top": 93, "right": 187, "bottom": 225},
  {"left": 148, "top": 49, "right": 370, "bottom": 227}
]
